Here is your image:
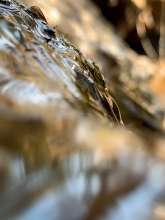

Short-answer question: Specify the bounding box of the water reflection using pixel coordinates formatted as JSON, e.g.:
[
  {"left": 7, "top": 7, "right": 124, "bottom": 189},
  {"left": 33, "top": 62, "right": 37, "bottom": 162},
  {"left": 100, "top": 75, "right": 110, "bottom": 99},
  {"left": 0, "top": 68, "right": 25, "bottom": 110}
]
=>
[{"left": 0, "top": 135, "right": 165, "bottom": 220}]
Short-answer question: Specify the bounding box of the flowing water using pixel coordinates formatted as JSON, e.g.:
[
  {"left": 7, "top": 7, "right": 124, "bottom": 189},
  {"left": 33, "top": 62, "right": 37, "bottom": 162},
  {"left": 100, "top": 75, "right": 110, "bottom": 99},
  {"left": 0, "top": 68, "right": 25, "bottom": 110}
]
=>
[{"left": 0, "top": 1, "right": 165, "bottom": 220}]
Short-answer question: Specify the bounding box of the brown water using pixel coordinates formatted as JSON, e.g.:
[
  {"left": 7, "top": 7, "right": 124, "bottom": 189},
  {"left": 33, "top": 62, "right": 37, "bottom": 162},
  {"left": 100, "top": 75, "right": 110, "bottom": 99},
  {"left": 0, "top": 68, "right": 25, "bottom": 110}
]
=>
[{"left": 0, "top": 1, "right": 165, "bottom": 220}]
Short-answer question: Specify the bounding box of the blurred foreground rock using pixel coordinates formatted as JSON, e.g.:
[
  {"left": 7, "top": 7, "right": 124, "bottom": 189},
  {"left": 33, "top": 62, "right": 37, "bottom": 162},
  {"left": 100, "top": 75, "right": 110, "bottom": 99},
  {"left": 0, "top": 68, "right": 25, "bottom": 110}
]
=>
[{"left": 0, "top": 0, "right": 165, "bottom": 220}]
